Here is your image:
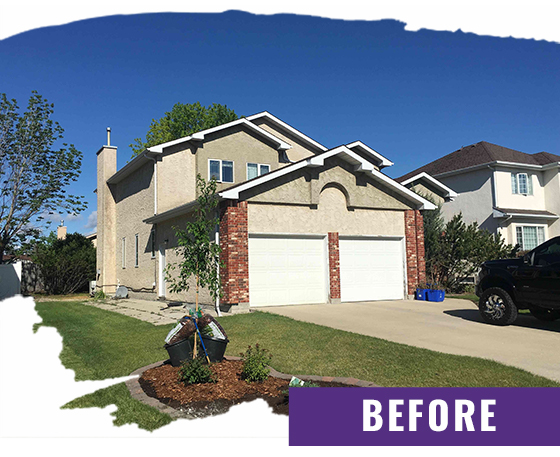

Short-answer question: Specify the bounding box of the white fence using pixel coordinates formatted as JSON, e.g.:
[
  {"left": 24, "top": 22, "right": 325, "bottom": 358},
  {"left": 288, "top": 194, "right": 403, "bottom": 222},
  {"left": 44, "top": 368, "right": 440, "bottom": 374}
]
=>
[{"left": 0, "top": 261, "right": 22, "bottom": 300}]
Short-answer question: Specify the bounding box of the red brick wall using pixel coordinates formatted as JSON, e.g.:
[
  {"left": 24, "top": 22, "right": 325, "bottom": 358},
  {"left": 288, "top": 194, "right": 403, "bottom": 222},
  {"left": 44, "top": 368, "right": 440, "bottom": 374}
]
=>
[
  {"left": 219, "top": 200, "right": 249, "bottom": 305},
  {"left": 327, "top": 232, "right": 341, "bottom": 300},
  {"left": 405, "top": 209, "right": 426, "bottom": 295}
]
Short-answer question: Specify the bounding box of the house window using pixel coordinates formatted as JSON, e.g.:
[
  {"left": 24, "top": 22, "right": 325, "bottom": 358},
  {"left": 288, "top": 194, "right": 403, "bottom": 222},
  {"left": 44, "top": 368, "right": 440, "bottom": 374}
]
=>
[
  {"left": 150, "top": 228, "right": 156, "bottom": 259},
  {"left": 135, "top": 234, "right": 139, "bottom": 268},
  {"left": 122, "top": 237, "right": 126, "bottom": 269},
  {"left": 511, "top": 173, "right": 533, "bottom": 195},
  {"left": 208, "top": 159, "right": 234, "bottom": 183},
  {"left": 516, "top": 226, "right": 545, "bottom": 251},
  {"left": 247, "top": 163, "right": 271, "bottom": 180}
]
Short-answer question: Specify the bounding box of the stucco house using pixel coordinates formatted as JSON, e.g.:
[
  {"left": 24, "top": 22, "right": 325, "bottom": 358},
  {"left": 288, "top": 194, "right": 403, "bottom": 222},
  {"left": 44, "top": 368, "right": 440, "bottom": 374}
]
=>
[
  {"left": 95, "top": 112, "right": 434, "bottom": 311},
  {"left": 398, "top": 141, "right": 560, "bottom": 252}
]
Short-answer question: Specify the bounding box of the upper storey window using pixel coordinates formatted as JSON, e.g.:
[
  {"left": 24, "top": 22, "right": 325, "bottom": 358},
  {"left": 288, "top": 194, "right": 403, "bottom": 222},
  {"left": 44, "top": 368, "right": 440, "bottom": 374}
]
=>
[
  {"left": 247, "top": 163, "right": 270, "bottom": 180},
  {"left": 511, "top": 172, "right": 533, "bottom": 195},
  {"left": 209, "top": 159, "right": 234, "bottom": 183}
]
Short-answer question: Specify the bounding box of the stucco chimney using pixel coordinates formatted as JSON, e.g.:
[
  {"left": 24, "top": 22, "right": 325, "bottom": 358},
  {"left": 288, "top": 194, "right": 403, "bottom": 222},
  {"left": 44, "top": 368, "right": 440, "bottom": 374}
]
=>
[
  {"left": 96, "top": 131, "right": 117, "bottom": 294},
  {"left": 57, "top": 223, "right": 67, "bottom": 240}
]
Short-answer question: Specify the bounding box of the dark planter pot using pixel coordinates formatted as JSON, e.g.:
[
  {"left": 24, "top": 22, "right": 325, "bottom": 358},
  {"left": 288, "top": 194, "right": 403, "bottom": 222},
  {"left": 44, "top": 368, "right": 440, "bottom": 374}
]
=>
[
  {"left": 164, "top": 338, "right": 193, "bottom": 367},
  {"left": 200, "top": 334, "right": 229, "bottom": 363}
]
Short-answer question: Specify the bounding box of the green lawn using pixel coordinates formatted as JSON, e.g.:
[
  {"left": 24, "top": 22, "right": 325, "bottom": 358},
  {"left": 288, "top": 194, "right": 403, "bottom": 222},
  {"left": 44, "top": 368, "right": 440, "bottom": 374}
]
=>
[{"left": 34, "top": 301, "right": 559, "bottom": 431}]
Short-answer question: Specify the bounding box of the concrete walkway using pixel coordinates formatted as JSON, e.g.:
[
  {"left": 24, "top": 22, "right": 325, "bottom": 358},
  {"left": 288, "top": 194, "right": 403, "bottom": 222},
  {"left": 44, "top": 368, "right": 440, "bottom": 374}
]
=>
[{"left": 259, "top": 298, "right": 560, "bottom": 383}]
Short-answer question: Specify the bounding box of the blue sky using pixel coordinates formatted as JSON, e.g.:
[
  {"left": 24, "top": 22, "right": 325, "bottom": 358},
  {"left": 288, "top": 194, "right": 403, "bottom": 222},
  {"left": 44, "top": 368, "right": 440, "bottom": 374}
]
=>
[{"left": 1, "top": 11, "right": 559, "bottom": 236}]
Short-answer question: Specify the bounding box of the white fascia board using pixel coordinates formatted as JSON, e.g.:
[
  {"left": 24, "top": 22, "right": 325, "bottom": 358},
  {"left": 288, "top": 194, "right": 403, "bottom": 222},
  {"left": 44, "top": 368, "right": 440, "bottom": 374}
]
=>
[
  {"left": 246, "top": 111, "right": 328, "bottom": 152},
  {"left": 400, "top": 172, "right": 458, "bottom": 198},
  {"left": 345, "top": 141, "right": 394, "bottom": 168},
  {"left": 220, "top": 145, "right": 436, "bottom": 210},
  {"left": 148, "top": 118, "right": 292, "bottom": 154},
  {"left": 493, "top": 161, "right": 544, "bottom": 171},
  {"left": 106, "top": 151, "right": 154, "bottom": 184}
]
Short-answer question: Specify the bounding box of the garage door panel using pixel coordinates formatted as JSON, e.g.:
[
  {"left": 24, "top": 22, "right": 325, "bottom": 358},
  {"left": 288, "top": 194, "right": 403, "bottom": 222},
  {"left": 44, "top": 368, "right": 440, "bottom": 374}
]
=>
[
  {"left": 340, "top": 238, "right": 404, "bottom": 302},
  {"left": 249, "top": 235, "right": 327, "bottom": 306}
]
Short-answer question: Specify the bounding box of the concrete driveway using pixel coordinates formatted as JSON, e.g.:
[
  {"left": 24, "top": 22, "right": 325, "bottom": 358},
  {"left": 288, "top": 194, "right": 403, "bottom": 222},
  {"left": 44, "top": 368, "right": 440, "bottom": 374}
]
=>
[{"left": 260, "top": 298, "right": 560, "bottom": 383}]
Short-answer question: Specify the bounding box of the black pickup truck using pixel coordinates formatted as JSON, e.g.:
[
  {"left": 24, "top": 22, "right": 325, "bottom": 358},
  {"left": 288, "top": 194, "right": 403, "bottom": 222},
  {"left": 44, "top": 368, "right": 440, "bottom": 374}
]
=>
[{"left": 475, "top": 236, "right": 560, "bottom": 325}]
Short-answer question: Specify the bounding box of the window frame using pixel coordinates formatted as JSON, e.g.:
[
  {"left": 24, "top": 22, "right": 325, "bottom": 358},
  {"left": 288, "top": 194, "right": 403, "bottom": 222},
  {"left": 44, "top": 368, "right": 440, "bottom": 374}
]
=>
[
  {"left": 246, "top": 162, "right": 271, "bottom": 180},
  {"left": 208, "top": 159, "right": 234, "bottom": 183},
  {"left": 511, "top": 172, "right": 533, "bottom": 195},
  {"left": 515, "top": 224, "right": 546, "bottom": 251}
]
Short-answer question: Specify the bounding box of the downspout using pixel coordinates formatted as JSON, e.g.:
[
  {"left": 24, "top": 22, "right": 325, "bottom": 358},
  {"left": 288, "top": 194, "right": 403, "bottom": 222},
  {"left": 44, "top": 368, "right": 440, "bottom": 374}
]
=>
[{"left": 146, "top": 154, "right": 158, "bottom": 293}]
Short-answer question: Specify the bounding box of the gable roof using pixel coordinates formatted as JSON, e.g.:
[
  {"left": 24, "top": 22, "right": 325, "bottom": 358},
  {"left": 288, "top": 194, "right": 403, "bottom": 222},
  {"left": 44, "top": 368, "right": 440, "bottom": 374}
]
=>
[
  {"left": 400, "top": 172, "right": 458, "bottom": 200},
  {"left": 397, "top": 141, "right": 560, "bottom": 182},
  {"left": 246, "top": 111, "right": 328, "bottom": 153},
  {"left": 219, "top": 145, "right": 435, "bottom": 210},
  {"left": 345, "top": 141, "right": 393, "bottom": 169}
]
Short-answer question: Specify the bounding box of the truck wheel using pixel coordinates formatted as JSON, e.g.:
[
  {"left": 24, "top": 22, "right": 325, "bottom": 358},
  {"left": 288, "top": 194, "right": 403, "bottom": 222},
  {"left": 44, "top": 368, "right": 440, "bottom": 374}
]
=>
[
  {"left": 478, "top": 287, "right": 518, "bottom": 326},
  {"left": 530, "top": 307, "right": 560, "bottom": 322}
]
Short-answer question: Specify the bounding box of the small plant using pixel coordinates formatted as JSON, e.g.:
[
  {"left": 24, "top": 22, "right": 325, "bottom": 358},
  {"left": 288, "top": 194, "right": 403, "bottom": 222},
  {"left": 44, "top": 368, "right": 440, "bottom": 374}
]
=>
[
  {"left": 240, "top": 343, "right": 272, "bottom": 382},
  {"left": 93, "top": 290, "right": 106, "bottom": 300},
  {"left": 178, "top": 357, "right": 216, "bottom": 385}
]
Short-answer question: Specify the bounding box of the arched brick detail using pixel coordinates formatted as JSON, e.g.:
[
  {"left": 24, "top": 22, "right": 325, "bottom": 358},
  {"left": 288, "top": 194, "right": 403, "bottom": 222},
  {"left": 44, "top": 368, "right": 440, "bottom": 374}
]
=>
[{"left": 219, "top": 200, "right": 249, "bottom": 305}]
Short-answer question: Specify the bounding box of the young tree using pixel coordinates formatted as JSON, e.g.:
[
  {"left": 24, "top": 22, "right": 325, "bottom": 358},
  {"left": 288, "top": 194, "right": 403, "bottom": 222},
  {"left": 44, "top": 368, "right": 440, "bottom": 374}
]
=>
[
  {"left": 130, "top": 102, "right": 239, "bottom": 157},
  {"left": 32, "top": 232, "right": 96, "bottom": 295},
  {"left": 0, "top": 91, "right": 86, "bottom": 261},
  {"left": 166, "top": 174, "right": 223, "bottom": 357}
]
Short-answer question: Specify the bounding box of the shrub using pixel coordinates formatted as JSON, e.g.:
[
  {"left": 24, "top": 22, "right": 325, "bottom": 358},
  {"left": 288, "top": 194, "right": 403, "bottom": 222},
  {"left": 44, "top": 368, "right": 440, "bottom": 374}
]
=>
[
  {"left": 178, "top": 357, "right": 216, "bottom": 385},
  {"left": 240, "top": 344, "right": 272, "bottom": 382},
  {"left": 93, "top": 290, "right": 106, "bottom": 300},
  {"left": 32, "top": 232, "right": 96, "bottom": 295}
]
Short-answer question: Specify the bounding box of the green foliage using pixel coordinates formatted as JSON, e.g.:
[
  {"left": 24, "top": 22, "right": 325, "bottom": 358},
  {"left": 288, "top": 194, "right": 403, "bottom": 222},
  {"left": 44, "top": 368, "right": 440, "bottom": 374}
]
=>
[
  {"left": 240, "top": 343, "right": 272, "bottom": 382},
  {"left": 93, "top": 290, "right": 106, "bottom": 300},
  {"left": 178, "top": 357, "right": 216, "bottom": 385},
  {"left": 422, "top": 208, "right": 518, "bottom": 292},
  {"left": 0, "top": 91, "right": 86, "bottom": 259},
  {"left": 130, "top": 102, "right": 238, "bottom": 157},
  {"left": 166, "top": 174, "right": 223, "bottom": 301},
  {"left": 32, "top": 231, "right": 96, "bottom": 295}
]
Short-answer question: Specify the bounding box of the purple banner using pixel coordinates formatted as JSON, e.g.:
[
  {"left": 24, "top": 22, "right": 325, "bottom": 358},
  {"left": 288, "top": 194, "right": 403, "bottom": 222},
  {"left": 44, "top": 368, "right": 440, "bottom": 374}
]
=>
[{"left": 289, "top": 387, "right": 560, "bottom": 446}]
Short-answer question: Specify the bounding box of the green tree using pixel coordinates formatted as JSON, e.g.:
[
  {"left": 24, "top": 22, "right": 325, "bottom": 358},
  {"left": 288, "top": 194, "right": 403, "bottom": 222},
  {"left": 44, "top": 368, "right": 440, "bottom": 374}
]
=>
[
  {"left": 166, "top": 174, "right": 223, "bottom": 357},
  {"left": 0, "top": 91, "right": 86, "bottom": 261},
  {"left": 32, "top": 232, "right": 96, "bottom": 295},
  {"left": 130, "top": 102, "right": 239, "bottom": 157},
  {"left": 423, "top": 212, "right": 517, "bottom": 291}
]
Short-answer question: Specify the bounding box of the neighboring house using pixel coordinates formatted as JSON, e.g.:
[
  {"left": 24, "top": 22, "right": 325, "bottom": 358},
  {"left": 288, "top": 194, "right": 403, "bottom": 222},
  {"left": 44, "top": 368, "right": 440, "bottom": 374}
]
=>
[
  {"left": 96, "top": 112, "right": 435, "bottom": 310},
  {"left": 398, "top": 141, "right": 560, "bottom": 251},
  {"left": 85, "top": 232, "right": 97, "bottom": 248}
]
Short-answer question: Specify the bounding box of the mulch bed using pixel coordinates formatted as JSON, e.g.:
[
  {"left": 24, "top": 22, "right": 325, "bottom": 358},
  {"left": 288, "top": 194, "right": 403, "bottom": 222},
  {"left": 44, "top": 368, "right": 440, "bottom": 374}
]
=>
[{"left": 139, "top": 359, "right": 351, "bottom": 418}]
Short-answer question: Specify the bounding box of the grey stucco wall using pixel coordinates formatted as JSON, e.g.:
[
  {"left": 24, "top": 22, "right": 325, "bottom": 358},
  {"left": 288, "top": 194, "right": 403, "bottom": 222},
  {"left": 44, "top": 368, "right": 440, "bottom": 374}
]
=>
[{"left": 439, "top": 168, "right": 497, "bottom": 233}]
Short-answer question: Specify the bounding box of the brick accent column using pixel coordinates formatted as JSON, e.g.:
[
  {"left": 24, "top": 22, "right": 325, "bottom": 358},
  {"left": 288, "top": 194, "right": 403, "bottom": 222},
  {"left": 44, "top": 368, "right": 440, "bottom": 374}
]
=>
[
  {"left": 219, "top": 201, "right": 249, "bottom": 305},
  {"left": 405, "top": 209, "right": 426, "bottom": 296},
  {"left": 328, "top": 232, "right": 341, "bottom": 302}
]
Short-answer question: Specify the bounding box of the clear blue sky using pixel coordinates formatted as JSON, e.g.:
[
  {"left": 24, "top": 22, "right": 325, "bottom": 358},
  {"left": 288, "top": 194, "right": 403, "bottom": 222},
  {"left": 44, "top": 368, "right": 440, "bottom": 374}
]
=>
[{"left": 1, "top": 11, "right": 559, "bottom": 236}]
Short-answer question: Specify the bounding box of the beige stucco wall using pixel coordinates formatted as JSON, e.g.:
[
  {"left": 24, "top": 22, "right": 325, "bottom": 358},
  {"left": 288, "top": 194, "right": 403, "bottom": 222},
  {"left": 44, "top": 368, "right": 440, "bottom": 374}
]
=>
[
  {"left": 157, "top": 147, "right": 197, "bottom": 213},
  {"left": 494, "top": 168, "right": 546, "bottom": 211},
  {"left": 195, "top": 125, "right": 283, "bottom": 194},
  {"left": 244, "top": 156, "right": 412, "bottom": 210},
  {"left": 409, "top": 182, "right": 445, "bottom": 206},
  {"left": 250, "top": 117, "right": 321, "bottom": 162},
  {"left": 114, "top": 161, "right": 157, "bottom": 293},
  {"left": 248, "top": 185, "right": 406, "bottom": 237}
]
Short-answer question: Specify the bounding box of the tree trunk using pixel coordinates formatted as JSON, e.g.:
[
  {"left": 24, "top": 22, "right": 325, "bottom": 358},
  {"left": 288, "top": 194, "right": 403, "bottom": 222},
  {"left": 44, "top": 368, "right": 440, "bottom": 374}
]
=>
[{"left": 193, "top": 274, "right": 199, "bottom": 358}]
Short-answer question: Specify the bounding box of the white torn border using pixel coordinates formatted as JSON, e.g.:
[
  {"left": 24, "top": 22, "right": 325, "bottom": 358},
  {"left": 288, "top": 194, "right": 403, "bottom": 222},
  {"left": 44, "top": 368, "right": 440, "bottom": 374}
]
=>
[{"left": 0, "top": 1, "right": 559, "bottom": 43}]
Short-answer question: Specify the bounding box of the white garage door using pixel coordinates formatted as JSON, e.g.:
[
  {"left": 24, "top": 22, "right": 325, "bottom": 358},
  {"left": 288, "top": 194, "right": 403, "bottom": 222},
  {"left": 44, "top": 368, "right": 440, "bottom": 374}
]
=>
[
  {"left": 340, "top": 237, "right": 405, "bottom": 302},
  {"left": 249, "top": 235, "right": 327, "bottom": 306}
]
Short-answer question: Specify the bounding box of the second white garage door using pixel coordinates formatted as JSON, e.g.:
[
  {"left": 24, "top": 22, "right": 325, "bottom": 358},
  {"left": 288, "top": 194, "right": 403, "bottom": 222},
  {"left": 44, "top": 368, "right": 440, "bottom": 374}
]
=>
[
  {"left": 340, "top": 237, "right": 405, "bottom": 302},
  {"left": 249, "top": 235, "right": 327, "bottom": 306}
]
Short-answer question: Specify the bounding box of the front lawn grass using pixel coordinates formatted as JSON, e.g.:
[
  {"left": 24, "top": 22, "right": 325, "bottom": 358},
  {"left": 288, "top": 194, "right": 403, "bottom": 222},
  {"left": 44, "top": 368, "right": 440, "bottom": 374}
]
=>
[{"left": 35, "top": 301, "right": 559, "bottom": 431}]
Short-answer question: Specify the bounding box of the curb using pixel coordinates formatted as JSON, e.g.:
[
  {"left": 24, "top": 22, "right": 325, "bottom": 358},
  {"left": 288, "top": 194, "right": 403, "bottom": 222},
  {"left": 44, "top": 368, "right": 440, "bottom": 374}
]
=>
[{"left": 126, "top": 356, "right": 379, "bottom": 419}]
